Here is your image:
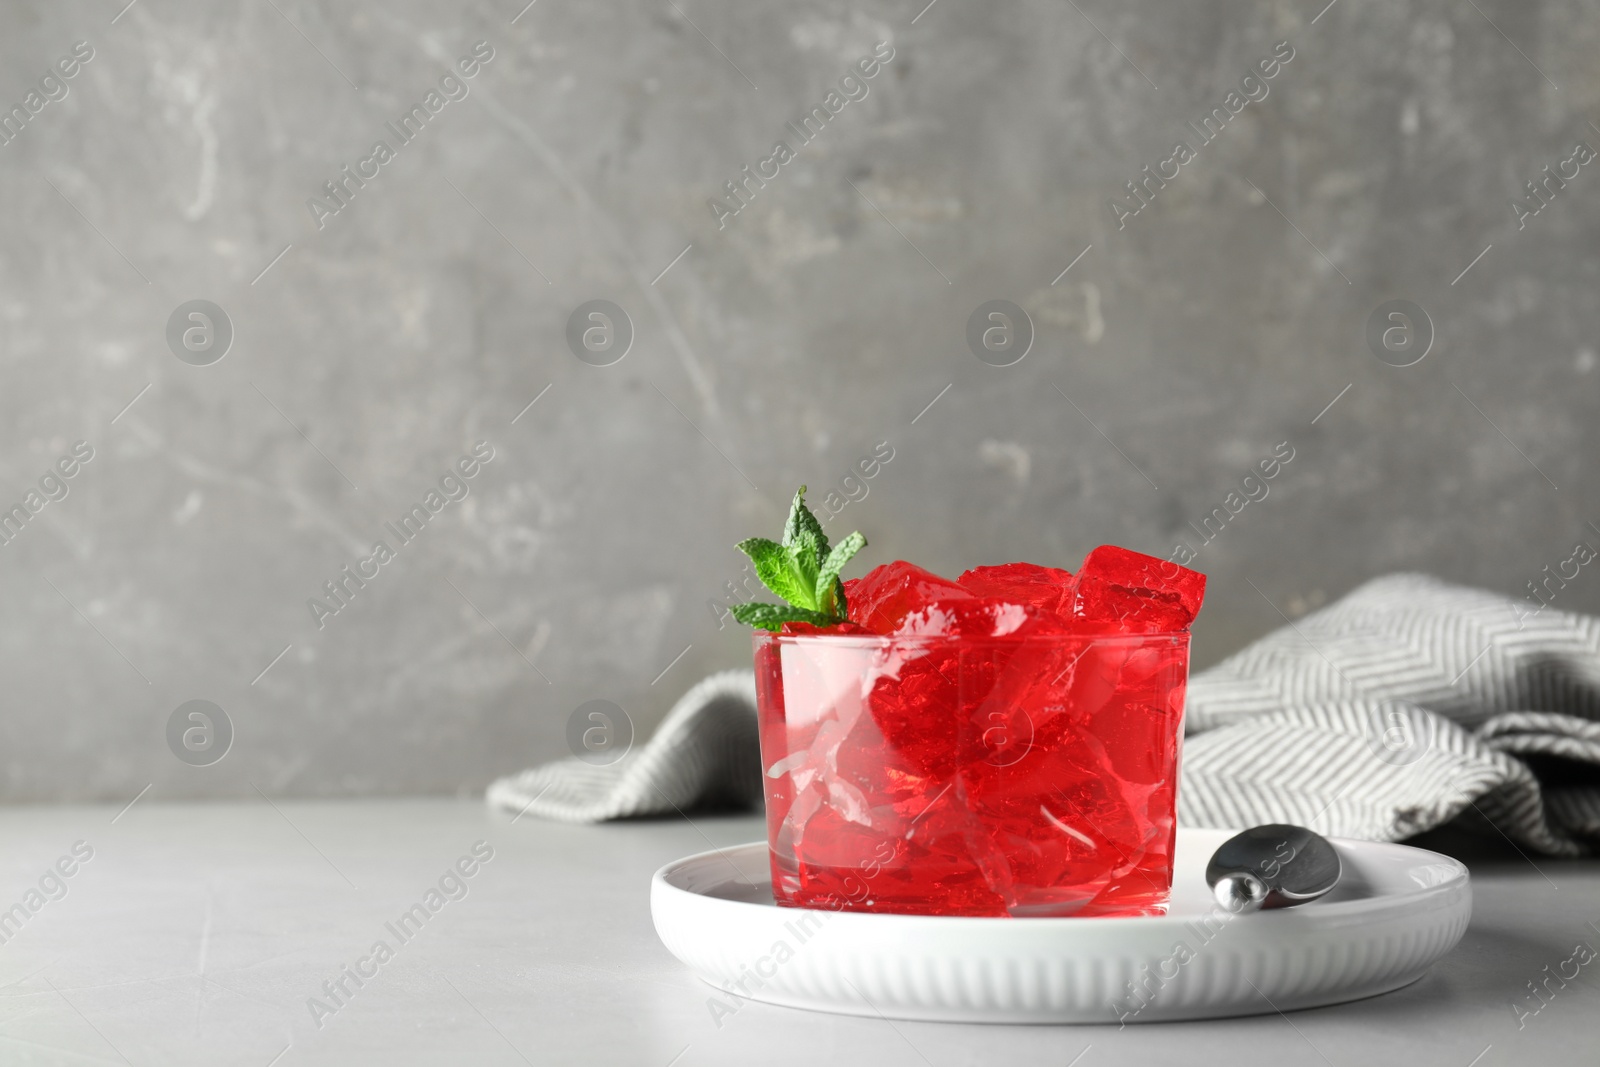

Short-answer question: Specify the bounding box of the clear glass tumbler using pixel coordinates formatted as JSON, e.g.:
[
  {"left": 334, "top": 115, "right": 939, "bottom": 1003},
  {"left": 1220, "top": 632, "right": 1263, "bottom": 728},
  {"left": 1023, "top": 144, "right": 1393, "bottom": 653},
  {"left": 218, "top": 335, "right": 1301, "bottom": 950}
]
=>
[{"left": 753, "top": 629, "right": 1190, "bottom": 917}]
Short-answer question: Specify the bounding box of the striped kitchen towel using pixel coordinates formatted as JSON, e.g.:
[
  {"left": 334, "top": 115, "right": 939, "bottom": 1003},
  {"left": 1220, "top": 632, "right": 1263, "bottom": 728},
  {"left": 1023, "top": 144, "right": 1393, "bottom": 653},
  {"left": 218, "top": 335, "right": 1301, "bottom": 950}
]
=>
[{"left": 487, "top": 573, "right": 1600, "bottom": 854}]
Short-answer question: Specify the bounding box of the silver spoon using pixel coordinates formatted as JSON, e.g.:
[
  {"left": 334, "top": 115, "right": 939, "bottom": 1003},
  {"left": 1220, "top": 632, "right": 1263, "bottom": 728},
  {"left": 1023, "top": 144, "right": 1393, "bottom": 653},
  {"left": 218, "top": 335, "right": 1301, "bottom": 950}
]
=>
[{"left": 1205, "top": 824, "right": 1342, "bottom": 913}]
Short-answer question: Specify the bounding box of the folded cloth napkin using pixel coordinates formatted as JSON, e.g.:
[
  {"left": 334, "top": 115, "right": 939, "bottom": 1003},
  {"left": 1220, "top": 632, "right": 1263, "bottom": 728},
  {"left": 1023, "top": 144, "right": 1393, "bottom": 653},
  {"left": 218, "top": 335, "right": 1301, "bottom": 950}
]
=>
[
  {"left": 487, "top": 670, "right": 762, "bottom": 822},
  {"left": 487, "top": 574, "right": 1600, "bottom": 854}
]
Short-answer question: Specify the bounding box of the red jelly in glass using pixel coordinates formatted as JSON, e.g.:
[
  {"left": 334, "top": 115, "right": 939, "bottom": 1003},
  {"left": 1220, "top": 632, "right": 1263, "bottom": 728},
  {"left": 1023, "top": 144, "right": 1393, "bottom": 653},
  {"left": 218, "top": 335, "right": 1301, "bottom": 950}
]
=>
[{"left": 754, "top": 553, "right": 1201, "bottom": 918}]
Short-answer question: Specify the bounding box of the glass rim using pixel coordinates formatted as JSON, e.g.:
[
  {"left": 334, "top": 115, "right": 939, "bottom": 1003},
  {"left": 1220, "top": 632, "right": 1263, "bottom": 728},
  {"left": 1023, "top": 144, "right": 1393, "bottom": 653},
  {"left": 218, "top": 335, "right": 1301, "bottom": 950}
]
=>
[{"left": 752, "top": 629, "right": 1192, "bottom": 646}]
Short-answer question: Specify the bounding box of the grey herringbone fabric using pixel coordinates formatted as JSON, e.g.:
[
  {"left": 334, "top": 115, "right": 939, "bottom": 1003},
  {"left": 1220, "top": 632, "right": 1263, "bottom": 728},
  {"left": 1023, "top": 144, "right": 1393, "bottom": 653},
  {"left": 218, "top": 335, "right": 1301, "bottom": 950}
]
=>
[
  {"left": 486, "top": 670, "right": 762, "bottom": 823},
  {"left": 1180, "top": 573, "right": 1600, "bottom": 855},
  {"left": 487, "top": 574, "right": 1600, "bottom": 854}
]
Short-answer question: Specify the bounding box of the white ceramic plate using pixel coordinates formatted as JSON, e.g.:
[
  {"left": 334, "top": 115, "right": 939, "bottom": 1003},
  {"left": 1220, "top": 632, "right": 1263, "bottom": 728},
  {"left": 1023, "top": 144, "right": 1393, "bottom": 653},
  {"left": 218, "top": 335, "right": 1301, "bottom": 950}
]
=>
[{"left": 651, "top": 828, "right": 1471, "bottom": 1023}]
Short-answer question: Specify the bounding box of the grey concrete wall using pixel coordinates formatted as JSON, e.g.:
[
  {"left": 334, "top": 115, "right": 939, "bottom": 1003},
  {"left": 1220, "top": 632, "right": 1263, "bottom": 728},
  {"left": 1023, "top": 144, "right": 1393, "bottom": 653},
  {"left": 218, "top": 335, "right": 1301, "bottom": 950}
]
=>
[{"left": 2, "top": 0, "right": 1597, "bottom": 801}]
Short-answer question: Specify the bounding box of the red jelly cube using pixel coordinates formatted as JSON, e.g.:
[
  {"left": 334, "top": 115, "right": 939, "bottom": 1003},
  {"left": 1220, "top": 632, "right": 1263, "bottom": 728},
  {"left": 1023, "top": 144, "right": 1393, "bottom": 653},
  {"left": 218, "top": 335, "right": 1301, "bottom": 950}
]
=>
[
  {"left": 844, "top": 561, "right": 972, "bottom": 634},
  {"left": 1070, "top": 545, "right": 1206, "bottom": 632},
  {"left": 893, "top": 598, "right": 1072, "bottom": 639},
  {"left": 956, "top": 562, "right": 1075, "bottom": 618},
  {"left": 778, "top": 620, "right": 876, "bottom": 638}
]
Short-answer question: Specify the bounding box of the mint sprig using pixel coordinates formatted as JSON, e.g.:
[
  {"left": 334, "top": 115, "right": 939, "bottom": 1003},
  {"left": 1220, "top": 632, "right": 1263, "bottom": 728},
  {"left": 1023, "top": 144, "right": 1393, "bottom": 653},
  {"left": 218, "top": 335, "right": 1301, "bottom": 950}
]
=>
[{"left": 729, "top": 486, "right": 867, "bottom": 632}]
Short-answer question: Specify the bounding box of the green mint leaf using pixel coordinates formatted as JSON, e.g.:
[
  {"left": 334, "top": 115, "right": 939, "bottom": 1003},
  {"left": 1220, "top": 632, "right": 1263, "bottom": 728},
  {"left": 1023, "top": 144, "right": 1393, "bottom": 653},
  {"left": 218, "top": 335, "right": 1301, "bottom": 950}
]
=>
[
  {"left": 826, "top": 578, "right": 846, "bottom": 618},
  {"left": 729, "top": 602, "right": 839, "bottom": 632},
  {"left": 781, "top": 485, "right": 829, "bottom": 564},
  {"left": 736, "top": 537, "right": 818, "bottom": 611},
  {"left": 788, "top": 530, "right": 823, "bottom": 599},
  {"left": 815, "top": 531, "right": 866, "bottom": 616},
  {"left": 727, "top": 486, "right": 871, "bottom": 631}
]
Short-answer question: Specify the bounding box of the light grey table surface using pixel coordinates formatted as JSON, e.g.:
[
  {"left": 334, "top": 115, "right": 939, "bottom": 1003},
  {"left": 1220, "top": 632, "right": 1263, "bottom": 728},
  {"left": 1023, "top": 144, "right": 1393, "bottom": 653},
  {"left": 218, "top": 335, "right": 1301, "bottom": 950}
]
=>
[{"left": 0, "top": 800, "right": 1593, "bottom": 1066}]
